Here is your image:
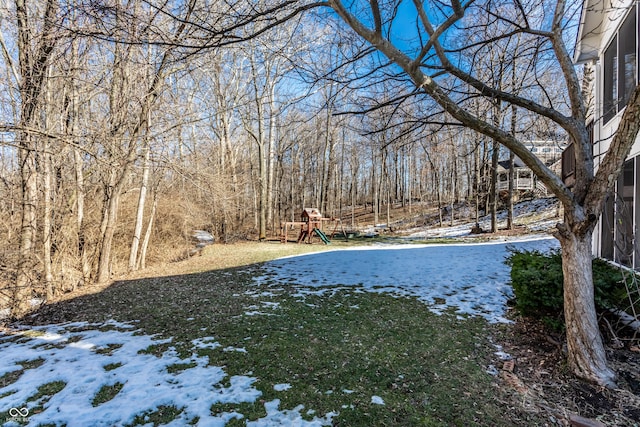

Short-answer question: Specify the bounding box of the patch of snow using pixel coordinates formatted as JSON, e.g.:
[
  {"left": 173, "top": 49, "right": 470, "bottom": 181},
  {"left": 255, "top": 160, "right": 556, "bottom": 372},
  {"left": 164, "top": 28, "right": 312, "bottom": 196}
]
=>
[
  {"left": 192, "top": 230, "right": 214, "bottom": 244},
  {"left": 405, "top": 198, "right": 559, "bottom": 238},
  {"left": 243, "top": 311, "right": 276, "bottom": 317},
  {"left": 486, "top": 365, "right": 499, "bottom": 376},
  {"left": 247, "top": 399, "right": 337, "bottom": 426},
  {"left": 255, "top": 237, "right": 559, "bottom": 323},
  {"left": 261, "top": 301, "right": 280, "bottom": 309},
  {"left": 493, "top": 344, "right": 512, "bottom": 360},
  {"left": 223, "top": 346, "right": 248, "bottom": 353},
  {"left": 371, "top": 396, "right": 385, "bottom": 405},
  {"left": 0, "top": 322, "right": 333, "bottom": 427},
  {"left": 274, "top": 383, "right": 292, "bottom": 391},
  {"left": 191, "top": 337, "right": 221, "bottom": 350},
  {"left": 0, "top": 299, "right": 46, "bottom": 320}
]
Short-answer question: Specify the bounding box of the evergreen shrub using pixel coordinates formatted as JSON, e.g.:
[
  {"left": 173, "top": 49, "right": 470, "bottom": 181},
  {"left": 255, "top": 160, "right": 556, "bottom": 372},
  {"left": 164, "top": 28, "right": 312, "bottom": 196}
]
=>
[{"left": 505, "top": 248, "right": 627, "bottom": 326}]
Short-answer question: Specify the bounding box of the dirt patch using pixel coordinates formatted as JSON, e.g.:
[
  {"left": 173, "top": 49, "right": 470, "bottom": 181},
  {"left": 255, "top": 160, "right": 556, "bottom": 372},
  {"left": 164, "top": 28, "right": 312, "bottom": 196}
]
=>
[{"left": 494, "top": 315, "right": 640, "bottom": 426}]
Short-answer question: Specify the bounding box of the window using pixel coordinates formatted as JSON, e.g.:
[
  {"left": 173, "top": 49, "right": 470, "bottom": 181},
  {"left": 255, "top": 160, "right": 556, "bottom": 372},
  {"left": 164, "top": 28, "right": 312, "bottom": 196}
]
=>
[
  {"left": 604, "top": 36, "right": 618, "bottom": 123},
  {"left": 603, "top": 6, "right": 637, "bottom": 124},
  {"left": 615, "top": 159, "right": 635, "bottom": 266},
  {"left": 619, "top": 6, "right": 637, "bottom": 110}
]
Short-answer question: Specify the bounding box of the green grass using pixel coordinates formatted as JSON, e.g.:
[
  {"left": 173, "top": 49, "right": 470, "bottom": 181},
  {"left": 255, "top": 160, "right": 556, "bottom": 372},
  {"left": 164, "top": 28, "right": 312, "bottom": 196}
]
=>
[
  {"left": 103, "top": 362, "right": 123, "bottom": 371},
  {"left": 21, "top": 243, "right": 546, "bottom": 426},
  {"left": 95, "top": 343, "right": 124, "bottom": 355},
  {"left": 25, "top": 380, "right": 67, "bottom": 418},
  {"left": 125, "top": 405, "right": 184, "bottom": 426},
  {"left": 92, "top": 382, "right": 125, "bottom": 406},
  {"left": 166, "top": 362, "right": 197, "bottom": 374},
  {"left": 209, "top": 290, "right": 511, "bottom": 426},
  {"left": 0, "top": 358, "right": 45, "bottom": 395}
]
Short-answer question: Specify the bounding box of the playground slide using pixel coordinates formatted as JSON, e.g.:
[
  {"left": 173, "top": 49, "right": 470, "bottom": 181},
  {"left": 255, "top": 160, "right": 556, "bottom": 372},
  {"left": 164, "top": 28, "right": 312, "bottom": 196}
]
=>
[{"left": 313, "top": 228, "right": 331, "bottom": 244}]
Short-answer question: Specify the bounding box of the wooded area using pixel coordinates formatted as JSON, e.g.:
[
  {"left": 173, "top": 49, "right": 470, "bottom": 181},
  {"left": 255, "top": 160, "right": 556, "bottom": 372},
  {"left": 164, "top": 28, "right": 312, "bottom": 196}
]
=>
[
  {"left": 1, "top": 0, "right": 638, "bottom": 388},
  {"left": 0, "top": 0, "right": 554, "bottom": 313}
]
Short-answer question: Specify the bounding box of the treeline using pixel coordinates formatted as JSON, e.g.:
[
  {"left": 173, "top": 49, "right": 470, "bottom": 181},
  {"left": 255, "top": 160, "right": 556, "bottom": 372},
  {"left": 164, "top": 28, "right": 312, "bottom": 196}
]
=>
[{"left": 0, "top": 1, "right": 563, "bottom": 316}]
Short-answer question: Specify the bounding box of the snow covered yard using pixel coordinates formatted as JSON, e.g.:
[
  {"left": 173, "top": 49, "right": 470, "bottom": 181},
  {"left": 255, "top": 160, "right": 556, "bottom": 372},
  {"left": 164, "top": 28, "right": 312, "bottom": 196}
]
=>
[
  {"left": 0, "top": 321, "right": 336, "bottom": 427},
  {"left": 255, "top": 237, "right": 559, "bottom": 323},
  {"left": 1, "top": 237, "right": 560, "bottom": 426}
]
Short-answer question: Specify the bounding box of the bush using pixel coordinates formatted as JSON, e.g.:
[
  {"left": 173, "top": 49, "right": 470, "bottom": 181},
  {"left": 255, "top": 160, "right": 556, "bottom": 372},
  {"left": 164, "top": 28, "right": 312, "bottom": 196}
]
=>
[{"left": 505, "top": 249, "right": 627, "bottom": 326}]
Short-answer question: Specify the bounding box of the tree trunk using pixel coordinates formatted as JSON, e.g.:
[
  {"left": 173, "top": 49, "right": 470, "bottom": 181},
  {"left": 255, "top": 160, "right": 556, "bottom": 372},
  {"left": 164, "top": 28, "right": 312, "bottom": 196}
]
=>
[
  {"left": 12, "top": 0, "right": 59, "bottom": 317},
  {"left": 13, "top": 133, "right": 38, "bottom": 317},
  {"left": 385, "top": 159, "right": 391, "bottom": 228},
  {"left": 73, "top": 147, "right": 90, "bottom": 287},
  {"left": 507, "top": 59, "right": 518, "bottom": 230},
  {"left": 474, "top": 143, "right": 480, "bottom": 223},
  {"left": 129, "top": 140, "right": 150, "bottom": 271},
  {"left": 258, "top": 140, "right": 268, "bottom": 240},
  {"left": 322, "top": 122, "right": 335, "bottom": 215},
  {"left": 43, "top": 138, "right": 53, "bottom": 299},
  {"left": 559, "top": 228, "right": 617, "bottom": 387},
  {"left": 138, "top": 193, "right": 157, "bottom": 270},
  {"left": 372, "top": 147, "right": 379, "bottom": 223},
  {"left": 266, "top": 88, "right": 277, "bottom": 232},
  {"left": 490, "top": 141, "right": 499, "bottom": 232},
  {"left": 96, "top": 187, "right": 119, "bottom": 284},
  {"left": 450, "top": 144, "right": 457, "bottom": 226},
  {"left": 507, "top": 149, "right": 515, "bottom": 230}
]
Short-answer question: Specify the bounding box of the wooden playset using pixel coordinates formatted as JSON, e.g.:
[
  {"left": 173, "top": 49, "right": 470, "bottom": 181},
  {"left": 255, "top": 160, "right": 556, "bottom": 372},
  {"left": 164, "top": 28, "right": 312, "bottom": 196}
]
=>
[{"left": 280, "top": 208, "right": 346, "bottom": 244}]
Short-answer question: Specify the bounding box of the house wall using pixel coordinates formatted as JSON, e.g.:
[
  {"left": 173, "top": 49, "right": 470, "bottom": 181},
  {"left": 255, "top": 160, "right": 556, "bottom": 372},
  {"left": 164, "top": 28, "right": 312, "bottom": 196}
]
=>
[{"left": 588, "top": 1, "right": 640, "bottom": 267}]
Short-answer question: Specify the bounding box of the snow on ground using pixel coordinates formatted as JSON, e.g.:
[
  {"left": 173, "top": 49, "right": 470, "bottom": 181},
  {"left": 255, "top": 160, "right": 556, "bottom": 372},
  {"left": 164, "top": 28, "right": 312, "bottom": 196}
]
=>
[
  {"left": 0, "top": 321, "right": 335, "bottom": 427},
  {"left": 405, "top": 197, "right": 560, "bottom": 238},
  {"left": 256, "top": 237, "right": 559, "bottom": 323},
  {"left": 370, "top": 396, "right": 385, "bottom": 405},
  {"left": 1, "top": 211, "right": 561, "bottom": 426}
]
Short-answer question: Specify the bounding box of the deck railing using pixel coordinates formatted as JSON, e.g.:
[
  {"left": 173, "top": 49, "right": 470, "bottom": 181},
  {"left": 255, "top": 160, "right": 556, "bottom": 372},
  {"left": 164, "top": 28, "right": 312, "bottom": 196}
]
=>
[{"left": 497, "top": 177, "right": 534, "bottom": 191}]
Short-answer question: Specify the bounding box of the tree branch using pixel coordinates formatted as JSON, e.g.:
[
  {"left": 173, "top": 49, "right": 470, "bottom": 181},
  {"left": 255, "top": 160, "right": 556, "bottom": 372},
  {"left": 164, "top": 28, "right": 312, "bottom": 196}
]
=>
[{"left": 326, "top": 0, "right": 574, "bottom": 208}]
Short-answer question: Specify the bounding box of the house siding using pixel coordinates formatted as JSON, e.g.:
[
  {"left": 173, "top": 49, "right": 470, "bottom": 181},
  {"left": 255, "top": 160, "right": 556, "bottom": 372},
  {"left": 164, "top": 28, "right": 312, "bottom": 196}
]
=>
[{"left": 574, "top": 1, "right": 640, "bottom": 267}]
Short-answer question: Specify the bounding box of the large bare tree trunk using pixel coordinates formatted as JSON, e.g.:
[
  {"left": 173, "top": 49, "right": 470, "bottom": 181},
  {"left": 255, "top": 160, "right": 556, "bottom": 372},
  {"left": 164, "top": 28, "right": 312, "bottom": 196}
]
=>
[
  {"left": 507, "top": 60, "right": 519, "bottom": 230},
  {"left": 323, "top": 0, "right": 640, "bottom": 387},
  {"left": 258, "top": 139, "right": 268, "bottom": 240},
  {"left": 559, "top": 228, "right": 616, "bottom": 386},
  {"left": 321, "top": 107, "right": 335, "bottom": 215},
  {"left": 42, "top": 68, "right": 55, "bottom": 300}
]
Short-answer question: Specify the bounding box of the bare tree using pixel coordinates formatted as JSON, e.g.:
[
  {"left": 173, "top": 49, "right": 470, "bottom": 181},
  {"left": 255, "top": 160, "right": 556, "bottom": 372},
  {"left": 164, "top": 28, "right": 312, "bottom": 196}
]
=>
[
  {"left": 12, "top": 0, "right": 60, "bottom": 317},
  {"left": 320, "top": 0, "right": 640, "bottom": 387},
  {"left": 92, "top": 1, "right": 195, "bottom": 283}
]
